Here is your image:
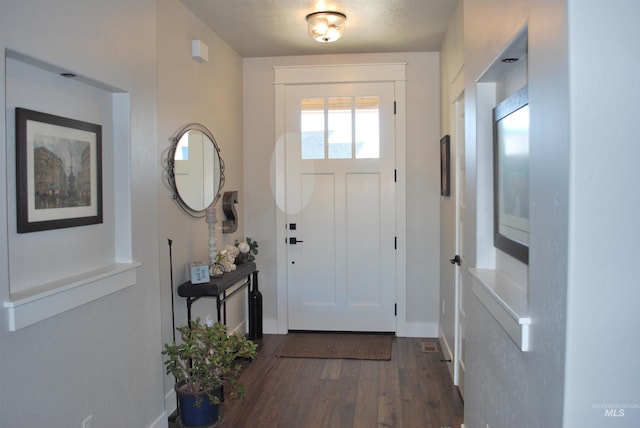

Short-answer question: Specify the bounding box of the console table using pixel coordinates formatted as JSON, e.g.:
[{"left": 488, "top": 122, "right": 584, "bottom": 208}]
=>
[{"left": 177, "top": 261, "right": 259, "bottom": 337}]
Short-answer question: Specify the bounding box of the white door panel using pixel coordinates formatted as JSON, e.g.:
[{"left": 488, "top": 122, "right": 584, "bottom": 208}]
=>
[{"left": 285, "top": 82, "right": 396, "bottom": 332}]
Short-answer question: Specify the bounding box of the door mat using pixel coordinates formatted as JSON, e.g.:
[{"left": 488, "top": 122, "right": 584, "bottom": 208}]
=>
[{"left": 275, "top": 332, "right": 393, "bottom": 360}]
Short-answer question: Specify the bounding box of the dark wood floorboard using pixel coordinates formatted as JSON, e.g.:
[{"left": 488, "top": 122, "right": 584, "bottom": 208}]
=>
[{"left": 170, "top": 334, "right": 463, "bottom": 428}]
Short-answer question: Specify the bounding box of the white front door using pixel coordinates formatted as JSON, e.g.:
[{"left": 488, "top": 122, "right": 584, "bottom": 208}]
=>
[{"left": 284, "top": 82, "right": 396, "bottom": 332}]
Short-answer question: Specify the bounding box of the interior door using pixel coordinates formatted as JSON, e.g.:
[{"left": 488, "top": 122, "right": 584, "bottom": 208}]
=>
[
  {"left": 454, "top": 95, "right": 466, "bottom": 397},
  {"left": 439, "top": 93, "right": 465, "bottom": 391},
  {"left": 285, "top": 82, "right": 396, "bottom": 332}
]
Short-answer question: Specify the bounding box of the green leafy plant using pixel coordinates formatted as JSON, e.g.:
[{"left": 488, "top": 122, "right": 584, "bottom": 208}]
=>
[
  {"left": 235, "top": 236, "right": 259, "bottom": 263},
  {"left": 162, "top": 318, "right": 257, "bottom": 406}
]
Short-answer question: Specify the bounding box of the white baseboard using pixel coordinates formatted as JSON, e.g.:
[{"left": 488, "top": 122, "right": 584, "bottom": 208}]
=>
[
  {"left": 230, "top": 319, "right": 247, "bottom": 334},
  {"left": 405, "top": 321, "right": 438, "bottom": 337},
  {"left": 262, "top": 318, "right": 278, "bottom": 334},
  {"left": 438, "top": 325, "right": 454, "bottom": 361},
  {"left": 148, "top": 410, "right": 169, "bottom": 428},
  {"left": 164, "top": 388, "right": 177, "bottom": 422}
]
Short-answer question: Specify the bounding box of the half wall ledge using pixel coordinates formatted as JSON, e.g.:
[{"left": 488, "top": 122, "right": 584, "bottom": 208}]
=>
[
  {"left": 3, "top": 262, "right": 141, "bottom": 331},
  {"left": 470, "top": 267, "right": 531, "bottom": 351}
]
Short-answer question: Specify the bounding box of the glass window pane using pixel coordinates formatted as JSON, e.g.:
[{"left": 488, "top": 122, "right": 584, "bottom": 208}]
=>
[
  {"left": 355, "top": 96, "right": 380, "bottom": 159},
  {"left": 328, "top": 97, "right": 352, "bottom": 159},
  {"left": 301, "top": 98, "right": 325, "bottom": 159}
]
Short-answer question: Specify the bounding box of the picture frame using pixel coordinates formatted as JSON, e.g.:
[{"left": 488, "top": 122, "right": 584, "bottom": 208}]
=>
[
  {"left": 493, "top": 86, "right": 529, "bottom": 264},
  {"left": 440, "top": 135, "right": 450, "bottom": 197},
  {"left": 16, "top": 108, "right": 103, "bottom": 233}
]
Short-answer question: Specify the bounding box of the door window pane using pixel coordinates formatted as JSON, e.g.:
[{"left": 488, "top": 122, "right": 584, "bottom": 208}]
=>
[
  {"left": 301, "top": 96, "right": 381, "bottom": 160},
  {"left": 355, "top": 96, "right": 380, "bottom": 159},
  {"left": 301, "top": 98, "right": 325, "bottom": 159},
  {"left": 328, "top": 97, "right": 352, "bottom": 159}
]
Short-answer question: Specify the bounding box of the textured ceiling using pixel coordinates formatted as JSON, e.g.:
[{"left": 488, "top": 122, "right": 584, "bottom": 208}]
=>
[{"left": 180, "top": 0, "right": 458, "bottom": 57}]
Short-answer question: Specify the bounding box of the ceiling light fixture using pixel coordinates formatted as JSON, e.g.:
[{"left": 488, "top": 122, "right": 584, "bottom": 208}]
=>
[{"left": 306, "top": 11, "right": 347, "bottom": 43}]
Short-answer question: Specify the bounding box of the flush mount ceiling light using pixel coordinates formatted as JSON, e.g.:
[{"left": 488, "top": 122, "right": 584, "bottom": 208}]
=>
[{"left": 306, "top": 11, "right": 347, "bottom": 43}]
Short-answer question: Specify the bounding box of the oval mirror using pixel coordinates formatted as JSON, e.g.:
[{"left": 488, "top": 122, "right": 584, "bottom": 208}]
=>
[{"left": 167, "top": 123, "right": 225, "bottom": 216}]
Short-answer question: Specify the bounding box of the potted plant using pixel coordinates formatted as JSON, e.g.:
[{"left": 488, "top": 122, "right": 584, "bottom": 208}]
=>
[{"left": 162, "top": 318, "right": 257, "bottom": 426}]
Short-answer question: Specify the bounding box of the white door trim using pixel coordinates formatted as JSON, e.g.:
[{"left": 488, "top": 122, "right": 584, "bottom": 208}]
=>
[
  {"left": 274, "top": 63, "right": 407, "bottom": 85},
  {"left": 274, "top": 63, "right": 407, "bottom": 335}
]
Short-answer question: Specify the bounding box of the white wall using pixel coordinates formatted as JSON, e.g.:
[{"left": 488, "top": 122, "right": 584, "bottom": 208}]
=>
[
  {"left": 0, "top": 1, "right": 164, "bottom": 427},
  {"left": 243, "top": 52, "right": 441, "bottom": 337},
  {"left": 459, "top": 0, "right": 640, "bottom": 427},
  {"left": 562, "top": 1, "right": 640, "bottom": 426},
  {"left": 461, "top": 0, "right": 570, "bottom": 426},
  {"left": 156, "top": 0, "right": 246, "bottom": 414}
]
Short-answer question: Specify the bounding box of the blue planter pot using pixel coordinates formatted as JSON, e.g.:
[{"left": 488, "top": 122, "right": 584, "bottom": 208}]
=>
[{"left": 176, "top": 381, "right": 221, "bottom": 427}]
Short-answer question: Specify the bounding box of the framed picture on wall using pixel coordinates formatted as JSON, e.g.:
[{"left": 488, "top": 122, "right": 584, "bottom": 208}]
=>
[
  {"left": 15, "top": 108, "right": 103, "bottom": 233},
  {"left": 440, "top": 135, "right": 450, "bottom": 197},
  {"left": 493, "top": 86, "right": 529, "bottom": 264}
]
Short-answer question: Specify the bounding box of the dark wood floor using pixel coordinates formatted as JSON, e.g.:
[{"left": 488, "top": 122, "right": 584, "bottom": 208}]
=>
[{"left": 170, "top": 334, "right": 464, "bottom": 428}]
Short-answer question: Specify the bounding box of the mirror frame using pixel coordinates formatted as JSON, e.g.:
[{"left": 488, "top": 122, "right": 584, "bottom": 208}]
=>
[{"left": 166, "top": 123, "right": 225, "bottom": 217}]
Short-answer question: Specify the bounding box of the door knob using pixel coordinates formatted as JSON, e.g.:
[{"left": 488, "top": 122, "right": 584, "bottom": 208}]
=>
[
  {"left": 450, "top": 255, "right": 461, "bottom": 265},
  {"left": 289, "top": 237, "right": 304, "bottom": 245}
]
